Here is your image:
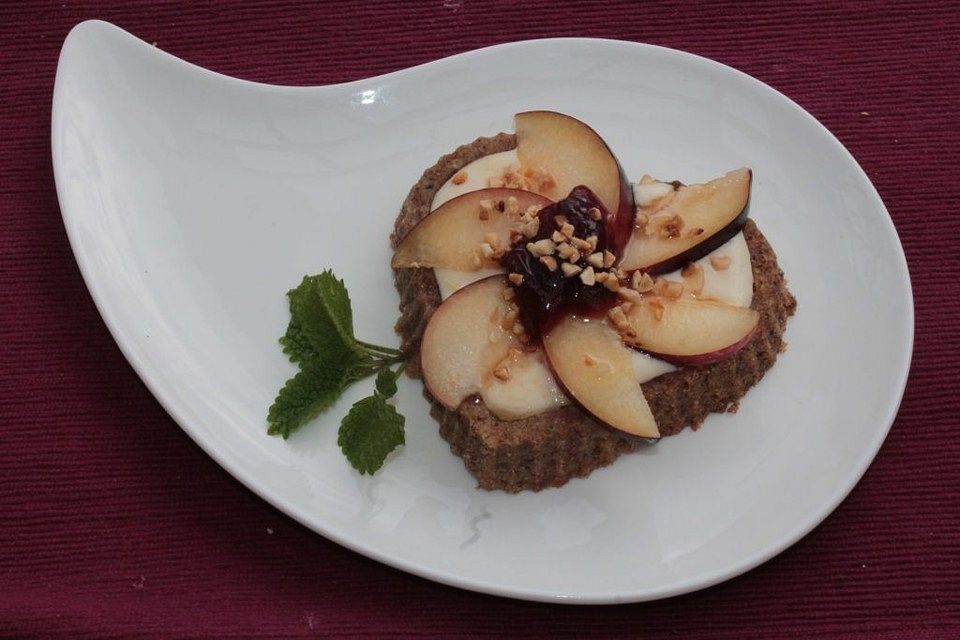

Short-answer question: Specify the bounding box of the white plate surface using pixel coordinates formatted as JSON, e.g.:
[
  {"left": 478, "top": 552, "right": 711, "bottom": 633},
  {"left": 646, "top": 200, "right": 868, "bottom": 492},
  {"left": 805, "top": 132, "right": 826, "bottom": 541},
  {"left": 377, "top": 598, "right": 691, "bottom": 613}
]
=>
[{"left": 52, "top": 21, "right": 912, "bottom": 603}]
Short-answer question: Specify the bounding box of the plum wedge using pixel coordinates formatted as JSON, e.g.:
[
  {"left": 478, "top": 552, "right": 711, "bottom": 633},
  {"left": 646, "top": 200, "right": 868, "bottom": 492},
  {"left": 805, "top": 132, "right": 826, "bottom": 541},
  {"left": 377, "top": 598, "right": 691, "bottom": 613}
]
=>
[
  {"left": 420, "top": 276, "right": 520, "bottom": 409},
  {"left": 542, "top": 314, "right": 660, "bottom": 440},
  {"left": 515, "top": 111, "right": 635, "bottom": 251},
  {"left": 619, "top": 296, "right": 759, "bottom": 366},
  {"left": 619, "top": 168, "right": 751, "bottom": 274},
  {"left": 392, "top": 188, "right": 551, "bottom": 271}
]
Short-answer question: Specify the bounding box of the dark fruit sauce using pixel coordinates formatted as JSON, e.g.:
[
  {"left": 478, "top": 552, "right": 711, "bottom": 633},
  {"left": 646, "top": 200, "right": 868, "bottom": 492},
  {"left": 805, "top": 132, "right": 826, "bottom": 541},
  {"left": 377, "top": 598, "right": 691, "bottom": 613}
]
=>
[{"left": 499, "top": 186, "right": 618, "bottom": 339}]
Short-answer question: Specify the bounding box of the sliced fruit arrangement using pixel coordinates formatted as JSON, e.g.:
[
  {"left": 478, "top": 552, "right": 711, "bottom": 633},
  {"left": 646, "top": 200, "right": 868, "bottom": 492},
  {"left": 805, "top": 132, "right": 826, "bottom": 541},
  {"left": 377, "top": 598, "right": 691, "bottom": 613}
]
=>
[{"left": 405, "top": 110, "right": 763, "bottom": 441}]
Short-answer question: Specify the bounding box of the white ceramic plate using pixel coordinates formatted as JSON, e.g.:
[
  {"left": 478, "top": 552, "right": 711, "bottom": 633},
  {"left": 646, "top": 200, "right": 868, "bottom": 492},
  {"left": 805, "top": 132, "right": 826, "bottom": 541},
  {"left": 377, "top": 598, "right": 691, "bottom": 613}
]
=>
[{"left": 53, "top": 20, "right": 912, "bottom": 604}]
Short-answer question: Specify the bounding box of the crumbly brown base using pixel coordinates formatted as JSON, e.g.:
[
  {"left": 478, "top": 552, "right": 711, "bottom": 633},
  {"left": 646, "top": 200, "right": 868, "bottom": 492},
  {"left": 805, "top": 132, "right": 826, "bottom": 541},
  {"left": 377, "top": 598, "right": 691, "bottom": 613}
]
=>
[{"left": 391, "top": 133, "right": 796, "bottom": 493}]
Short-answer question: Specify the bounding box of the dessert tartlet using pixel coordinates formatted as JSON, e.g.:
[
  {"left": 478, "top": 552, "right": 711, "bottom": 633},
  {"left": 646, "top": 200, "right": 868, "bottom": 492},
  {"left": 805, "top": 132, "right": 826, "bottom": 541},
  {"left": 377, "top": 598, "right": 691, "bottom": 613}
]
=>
[{"left": 391, "top": 112, "right": 795, "bottom": 492}]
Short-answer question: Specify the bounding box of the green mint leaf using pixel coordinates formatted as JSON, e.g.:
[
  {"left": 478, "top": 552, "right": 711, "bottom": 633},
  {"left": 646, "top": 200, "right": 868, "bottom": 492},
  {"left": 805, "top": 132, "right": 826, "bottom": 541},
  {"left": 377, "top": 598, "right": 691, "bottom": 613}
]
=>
[
  {"left": 375, "top": 367, "right": 398, "bottom": 398},
  {"left": 279, "top": 319, "right": 318, "bottom": 364},
  {"left": 337, "top": 394, "right": 405, "bottom": 475},
  {"left": 268, "top": 357, "right": 369, "bottom": 439},
  {"left": 288, "top": 271, "right": 363, "bottom": 362}
]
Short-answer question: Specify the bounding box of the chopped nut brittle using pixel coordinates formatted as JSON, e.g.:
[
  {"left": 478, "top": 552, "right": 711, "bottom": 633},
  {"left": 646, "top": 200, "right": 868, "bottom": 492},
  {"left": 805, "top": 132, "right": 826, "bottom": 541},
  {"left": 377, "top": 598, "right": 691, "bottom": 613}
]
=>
[
  {"left": 571, "top": 236, "right": 593, "bottom": 252},
  {"left": 501, "top": 308, "right": 518, "bottom": 331},
  {"left": 539, "top": 255, "right": 558, "bottom": 272},
  {"left": 602, "top": 250, "right": 616, "bottom": 269},
  {"left": 526, "top": 238, "right": 556, "bottom": 256},
  {"left": 617, "top": 287, "right": 642, "bottom": 304},
  {"left": 632, "top": 271, "right": 655, "bottom": 293},
  {"left": 710, "top": 255, "right": 732, "bottom": 271},
  {"left": 648, "top": 300, "right": 665, "bottom": 321},
  {"left": 579, "top": 266, "right": 596, "bottom": 286},
  {"left": 653, "top": 278, "right": 683, "bottom": 299},
  {"left": 586, "top": 252, "right": 605, "bottom": 268},
  {"left": 521, "top": 218, "right": 540, "bottom": 238},
  {"left": 493, "top": 164, "right": 555, "bottom": 194},
  {"left": 561, "top": 262, "right": 582, "bottom": 278}
]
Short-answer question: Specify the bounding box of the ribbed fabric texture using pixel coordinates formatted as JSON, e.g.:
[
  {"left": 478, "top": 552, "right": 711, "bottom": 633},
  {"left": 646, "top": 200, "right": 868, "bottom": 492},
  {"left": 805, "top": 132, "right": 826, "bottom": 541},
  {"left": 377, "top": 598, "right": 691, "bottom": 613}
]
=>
[{"left": 1, "top": 2, "right": 958, "bottom": 638}]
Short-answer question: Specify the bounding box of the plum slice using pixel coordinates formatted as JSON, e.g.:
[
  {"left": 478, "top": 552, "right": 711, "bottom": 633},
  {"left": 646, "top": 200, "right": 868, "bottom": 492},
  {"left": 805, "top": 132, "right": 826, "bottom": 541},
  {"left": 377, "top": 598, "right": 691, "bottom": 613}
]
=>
[
  {"left": 420, "top": 275, "right": 519, "bottom": 409},
  {"left": 515, "top": 111, "right": 635, "bottom": 253},
  {"left": 392, "top": 188, "right": 552, "bottom": 271},
  {"left": 542, "top": 313, "right": 659, "bottom": 440},
  {"left": 619, "top": 168, "right": 752, "bottom": 274},
  {"left": 619, "top": 296, "right": 759, "bottom": 366}
]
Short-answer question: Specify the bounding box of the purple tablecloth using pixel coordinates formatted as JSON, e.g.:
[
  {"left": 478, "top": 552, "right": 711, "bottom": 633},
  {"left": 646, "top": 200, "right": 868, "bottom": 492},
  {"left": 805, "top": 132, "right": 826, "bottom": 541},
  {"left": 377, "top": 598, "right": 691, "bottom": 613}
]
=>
[{"left": 1, "top": 2, "right": 958, "bottom": 637}]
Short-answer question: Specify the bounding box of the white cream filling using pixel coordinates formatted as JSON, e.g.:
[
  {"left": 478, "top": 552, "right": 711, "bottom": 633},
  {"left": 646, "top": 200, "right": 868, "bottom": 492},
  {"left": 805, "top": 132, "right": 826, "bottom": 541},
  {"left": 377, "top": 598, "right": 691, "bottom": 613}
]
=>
[
  {"left": 659, "top": 231, "right": 754, "bottom": 308},
  {"left": 431, "top": 149, "right": 519, "bottom": 210}
]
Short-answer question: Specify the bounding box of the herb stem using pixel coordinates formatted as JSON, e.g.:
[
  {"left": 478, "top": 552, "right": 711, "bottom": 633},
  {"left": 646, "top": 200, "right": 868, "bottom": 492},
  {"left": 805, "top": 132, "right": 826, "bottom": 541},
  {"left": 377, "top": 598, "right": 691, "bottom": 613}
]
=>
[{"left": 357, "top": 340, "right": 404, "bottom": 357}]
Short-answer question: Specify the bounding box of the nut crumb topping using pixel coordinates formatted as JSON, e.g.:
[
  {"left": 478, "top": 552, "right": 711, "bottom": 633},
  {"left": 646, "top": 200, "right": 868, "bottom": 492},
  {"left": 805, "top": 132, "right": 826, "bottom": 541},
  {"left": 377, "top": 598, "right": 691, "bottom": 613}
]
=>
[
  {"left": 521, "top": 218, "right": 540, "bottom": 239},
  {"left": 551, "top": 230, "right": 566, "bottom": 243},
  {"left": 583, "top": 353, "right": 597, "bottom": 366},
  {"left": 451, "top": 170, "right": 468, "bottom": 185},
  {"left": 602, "top": 250, "right": 616, "bottom": 269},
  {"left": 710, "top": 255, "right": 732, "bottom": 271},
  {"left": 493, "top": 365, "right": 511, "bottom": 381},
  {"left": 571, "top": 236, "right": 593, "bottom": 252},
  {"left": 561, "top": 262, "right": 582, "bottom": 278},
  {"left": 588, "top": 207, "right": 602, "bottom": 221},
  {"left": 586, "top": 252, "right": 604, "bottom": 268},
  {"left": 539, "top": 255, "right": 558, "bottom": 272},
  {"left": 603, "top": 276, "right": 621, "bottom": 292},
  {"left": 526, "top": 238, "right": 556, "bottom": 256},
  {"left": 632, "top": 271, "right": 655, "bottom": 293},
  {"left": 508, "top": 272, "right": 525, "bottom": 285},
  {"left": 579, "top": 266, "right": 596, "bottom": 286},
  {"left": 647, "top": 213, "right": 685, "bottom": 239},
  {"left": 500, "top": 308, "right": 518, "bottom": 331},
  {"left": 617, "top": 287, "right": 642, "bottom": 304},
  {"left": 560, "top": 222, "right": 576, "bottom": 239},
  {"left": 648, "top": 300, "right": 665, "bottom": 321},
  {"left": 491, "top": 164, "right": 555, "bottom": 194},
  {"left": 653, "top": 278, "right": 683, "bottom": 299},
  {"left": 506, "top": 196, "right": 520, "bottom": 215}
]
